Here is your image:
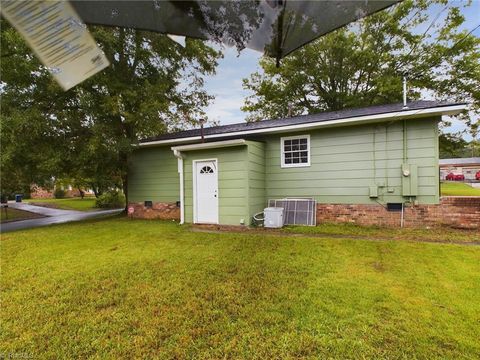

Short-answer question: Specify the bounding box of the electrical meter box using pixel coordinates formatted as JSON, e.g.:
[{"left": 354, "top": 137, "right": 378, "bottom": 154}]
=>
[{"left": 401, "top": 163, "right": 418, "bottom": 197}]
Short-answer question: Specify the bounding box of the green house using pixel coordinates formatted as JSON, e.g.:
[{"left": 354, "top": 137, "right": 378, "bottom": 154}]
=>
[{"left": 128, "top": 101, "right": 465, "bottom": 225}]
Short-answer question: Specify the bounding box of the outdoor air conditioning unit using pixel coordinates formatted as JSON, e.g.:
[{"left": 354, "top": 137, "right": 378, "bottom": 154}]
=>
[{"left": 263, "top": 207, "right": 284, "bottom": 228}]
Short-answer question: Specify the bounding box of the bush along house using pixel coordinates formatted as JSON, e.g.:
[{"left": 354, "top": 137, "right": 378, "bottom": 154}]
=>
[{"left": 127, "top": 100, "right": 480, "bottom": 229}]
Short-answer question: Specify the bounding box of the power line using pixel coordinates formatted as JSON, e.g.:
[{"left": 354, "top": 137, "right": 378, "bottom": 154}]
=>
[
  {"left": 393, "top": 5, "right": 449, "bottom": 75},
  {"left": 407, "top": 22, "right": 480, "bottom": 80}
]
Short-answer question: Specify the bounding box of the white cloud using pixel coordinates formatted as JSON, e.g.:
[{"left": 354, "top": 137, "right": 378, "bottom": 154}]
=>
[
  {"left": 206, "top": 93, "right": 247, "bottom": 125},
  {"left": 203, "top": 46, "right": 262, "bottom": 126}
]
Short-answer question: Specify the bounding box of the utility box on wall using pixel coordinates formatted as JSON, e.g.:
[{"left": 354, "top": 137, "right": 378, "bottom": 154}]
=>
[
  {"left": 369, "top": 186, "right": 378, "bottom": 198},
  {"left": 401, "top": 163, "right": 418, "bottom": 197}
]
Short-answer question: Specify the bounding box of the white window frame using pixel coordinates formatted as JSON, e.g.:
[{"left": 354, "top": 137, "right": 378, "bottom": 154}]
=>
[{"left": 280, "top": 134, "right": 311, "bottom": 168}]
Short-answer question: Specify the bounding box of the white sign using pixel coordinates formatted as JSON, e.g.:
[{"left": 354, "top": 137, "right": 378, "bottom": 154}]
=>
[{"left": 1, "top": 0, "right": 109, "bottom": 90}]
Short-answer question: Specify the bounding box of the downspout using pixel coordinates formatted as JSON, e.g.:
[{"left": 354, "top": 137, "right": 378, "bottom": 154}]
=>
[
  {"left": 173, "top": 149, "right": 185, "bottom": 224},
  {"left": 402, "top": 119, "right": 409, "bottom": 227},
  {"left": 401, "top": 202, "right": 405, "bottom": 228}
]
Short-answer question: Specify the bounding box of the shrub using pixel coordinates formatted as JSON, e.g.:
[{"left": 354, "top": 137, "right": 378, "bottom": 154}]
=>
[
  {"left": 54, "top": 188, "right": 66, "bottom": 199},
  {"left": 95, "top": 191, "right": 125, "bottom": 209}
]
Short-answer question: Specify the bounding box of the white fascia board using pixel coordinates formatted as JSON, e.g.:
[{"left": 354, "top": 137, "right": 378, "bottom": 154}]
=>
[
  {"left": 171, "top": 139, "right": 247, "bottom": 152},
  {"left": 140, "top": 104, "right": 467, "bottom": 147}
]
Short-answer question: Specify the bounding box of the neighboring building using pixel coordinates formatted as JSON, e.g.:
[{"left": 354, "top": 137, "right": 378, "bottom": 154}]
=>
[
  {"left": 30, "top": 185, "right": 55, "bottom": 199},
  {"left": 30, "top": 184, "right": 94, "bottom": 199},
  {"left": 128, "top": 100, "right": 470, "bottom": 227},
  {"left": 439, "top": 157, "right": 480, "bottom": 181}
]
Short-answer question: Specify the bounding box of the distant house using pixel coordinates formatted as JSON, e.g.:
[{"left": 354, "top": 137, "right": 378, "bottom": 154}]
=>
[
  {"left": 128, "top": 101, "right": 465, "bottom": 226},
  {"left": 30, "top": 184, "right": 94, "bottom": 199},
  {"left": 439, "top": 157, "right": 480, "bottom": 181}
]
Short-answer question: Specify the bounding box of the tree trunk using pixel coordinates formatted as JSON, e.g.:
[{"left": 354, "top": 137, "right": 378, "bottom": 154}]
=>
[
  {"left": 78, "top": 187, "right": 85, "bottom": 199},
  {"left": 122, "top": 173, "right": 128, "bottom": 214},
  {"left": 91, "top": 184, "right": 101, "bottom": 198}
]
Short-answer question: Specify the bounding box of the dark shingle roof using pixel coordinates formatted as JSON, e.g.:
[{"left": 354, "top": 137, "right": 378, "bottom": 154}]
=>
[
  {"left": 141, "top": 100, "right": 464, "bottom": 143},
  {"left": 440, "top": 158, "right": 480, "bottom": 166}
]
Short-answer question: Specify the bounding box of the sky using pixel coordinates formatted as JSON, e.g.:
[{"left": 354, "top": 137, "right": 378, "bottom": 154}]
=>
[
  {"left": 203, "top": 47, "right": 262, "bottom": 126},
  {"left": 202, "top": 0, "right": 480, "bottom": 140}
]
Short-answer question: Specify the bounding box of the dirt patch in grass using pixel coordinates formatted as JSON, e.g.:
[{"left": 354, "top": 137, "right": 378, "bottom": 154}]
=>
[{"left": 191, "top": 223, "right": 480, "bottom": 245}]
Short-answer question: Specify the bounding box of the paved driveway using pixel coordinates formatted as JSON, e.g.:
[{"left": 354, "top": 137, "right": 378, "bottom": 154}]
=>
[{"left": 1, "top": 202, "right": 123, "bottom": 233}]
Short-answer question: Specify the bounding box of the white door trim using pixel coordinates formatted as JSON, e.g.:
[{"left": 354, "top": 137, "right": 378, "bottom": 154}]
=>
[{"left": 192, "top": 158, "right": 219, "bottom": 224}]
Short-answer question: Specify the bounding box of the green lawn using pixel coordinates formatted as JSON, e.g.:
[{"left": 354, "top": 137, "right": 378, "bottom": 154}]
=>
[
  {"left": 25, "top": 197, "right": 98, "bottom": 211},
  {"left": 0, "top": 207, "right": 42, "bottom": 223},
  {"left": 2, "top": 218, "right": 479, "bottom": 358},
  {"left": 441, "top": 181, "right": 480, "bottom": 196},
  {"left": 283, "top": 222, "right": 480, "bottom": 244}
]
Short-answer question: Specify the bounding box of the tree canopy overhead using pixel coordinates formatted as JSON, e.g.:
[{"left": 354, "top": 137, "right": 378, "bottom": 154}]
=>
[
  {"left": 1, "top": 20, "right": 221, "bottom": 201},
  {"left": 242, "top": 0, "right": 480, "bottom": 133}
]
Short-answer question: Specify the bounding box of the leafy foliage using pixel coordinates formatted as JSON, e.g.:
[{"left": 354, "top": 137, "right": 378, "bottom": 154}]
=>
[
  {"left": 0, "top": 21, "right": 221, "bottom": 206},
  {"left": 95, "top": 190, "right": 126, "bottom": 209},
  {"left": 53, "top": 188, "right": 66, "bottom": 199},
  {"left": 439, "top": 132, "right": 479, "bottom": 158},
  {"left": 242, "top": 0, "right": 480, "bottom": 132}
]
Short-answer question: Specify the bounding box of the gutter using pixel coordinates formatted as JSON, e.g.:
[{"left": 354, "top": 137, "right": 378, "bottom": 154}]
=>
[
  {"left": 172, "top": 149, "right": 185, "bottom": 224},
  {"left": 171, "top": 139, "right": 247, "bottom": 151},
  {"left": 140, "top": 104, "right": 467, "bottom": 147}
]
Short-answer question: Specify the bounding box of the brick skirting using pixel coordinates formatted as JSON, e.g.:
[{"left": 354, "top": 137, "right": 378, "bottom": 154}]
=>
[
  {"left": 128, "top": 202, "right": 180, "bottom": 220},
  {"left": 128, "top": 198, "right": 479, "bottom": 229},
  {"left": 316, "top": 197, "right": 480, "bottom": 229}
]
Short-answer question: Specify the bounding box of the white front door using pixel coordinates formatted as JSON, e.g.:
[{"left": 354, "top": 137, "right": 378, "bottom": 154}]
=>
[{"left": 194, "top": 160, "right": 218, "bottom": 224}]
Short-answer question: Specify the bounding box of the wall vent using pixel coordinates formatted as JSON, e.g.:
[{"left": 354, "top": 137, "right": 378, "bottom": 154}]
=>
[{"left": 387, "top": 203, "right": 403, "bottom": 212}]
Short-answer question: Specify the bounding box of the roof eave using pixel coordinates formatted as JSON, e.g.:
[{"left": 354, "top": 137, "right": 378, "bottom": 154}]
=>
[
  {"left": 139, "top": 104, "right": 467, "bottom": 147},
  {"left": 170, "top": 139, "right": 247, "bottom": 152}
]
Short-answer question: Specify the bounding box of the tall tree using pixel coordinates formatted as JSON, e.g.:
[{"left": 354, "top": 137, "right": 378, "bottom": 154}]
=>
[
  {"left": 242, "top": 0, "right": 480, "bottom": 131},
  {"left": 1, "top": 21, "right": 221, "bottom": 205},
  {"left": 438, "top": 132, "right": 469, "bottom": 158}
]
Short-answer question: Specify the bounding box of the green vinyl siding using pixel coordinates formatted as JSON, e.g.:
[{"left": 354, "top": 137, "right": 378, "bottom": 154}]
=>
[
  {"left": 264, "top": 117, "right": 440, "bottom": 204},
  {"left": 128, "top": 116, "right": 441, "bottom": 224},
  {"left": 128, "top": 146, "right": 179, "bottom": 202},
  {"left": 247, "top": 141, "right": 266, "bottom": 223},
  {"left": 183, "top": 146, "right": 249, "bottom": 225}
]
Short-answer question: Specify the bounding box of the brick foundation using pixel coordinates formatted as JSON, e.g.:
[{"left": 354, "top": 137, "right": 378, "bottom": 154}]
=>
[
  {"left": 317, "top": 197, "right": 480, "bottom": 229},
  {"left": 127, "top": 198, "right": 479, "bottom": 229},
  {"left": 128, "top": 202, "right": 180, "bottom": 220}
]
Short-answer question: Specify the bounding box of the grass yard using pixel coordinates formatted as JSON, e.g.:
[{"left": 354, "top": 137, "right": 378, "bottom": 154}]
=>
[
  {"left": 25, "top": 197, "right": 98, "bottom": 211},
  {"left": 1, "top": 218, "right": 479, "bottom": 358},
  {"left": 0, "top": 207, "right": 42, "bottom": 223},
  {"left": 283, "top": 222, "right": 480, "bottom": 244},
  {"left": 441, "top": 181, "right": 480, "bottom": 196}
]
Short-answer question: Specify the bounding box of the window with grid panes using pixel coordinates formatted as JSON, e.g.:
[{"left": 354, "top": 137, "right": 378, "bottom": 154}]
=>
[{"left": 280, "top": 135, "right": 310, "bottom": 168}]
